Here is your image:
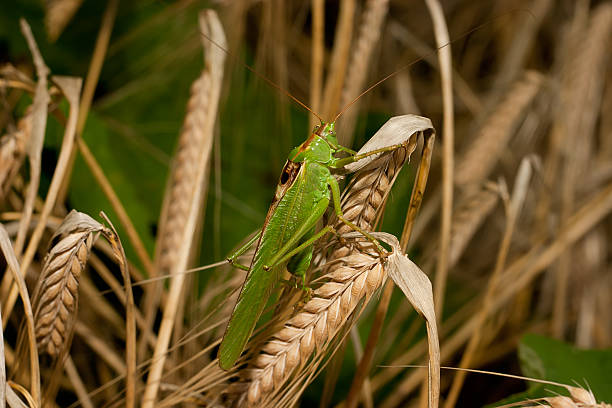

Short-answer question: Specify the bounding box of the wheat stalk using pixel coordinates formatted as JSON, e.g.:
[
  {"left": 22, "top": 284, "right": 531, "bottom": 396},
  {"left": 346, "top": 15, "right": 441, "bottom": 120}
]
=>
[
  {"left": 337, "top": 0, "right": 389, "bottom": 146},
  {"left": 32, "top": 210, "right": 105, "bottom": 358},
  {"left": 141, "top": 10, "right": 226, "bottom": 407}
]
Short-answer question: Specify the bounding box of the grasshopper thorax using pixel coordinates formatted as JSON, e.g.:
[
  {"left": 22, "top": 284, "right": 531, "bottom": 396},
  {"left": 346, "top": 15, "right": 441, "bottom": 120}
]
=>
[{"left": 288, "top": 122, "right": 338, "bottom": 164}]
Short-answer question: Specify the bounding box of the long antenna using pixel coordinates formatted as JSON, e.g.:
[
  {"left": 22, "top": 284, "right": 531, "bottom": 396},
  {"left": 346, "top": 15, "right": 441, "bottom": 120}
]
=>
[
  {"left": 332, "top": 8, "right": 534, "bottom": 123},
  {"left": 199, "top": 29, "right": 324, "bottom": 124}
]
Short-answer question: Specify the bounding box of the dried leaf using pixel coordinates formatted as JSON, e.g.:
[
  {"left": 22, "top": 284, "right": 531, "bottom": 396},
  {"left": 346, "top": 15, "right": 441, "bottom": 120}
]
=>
[
  {"left": 368, "top": 231, "right": 439, "bottom": 408},
  {"left": 344, "top": 114, "right": 433, "bottom": 173}
]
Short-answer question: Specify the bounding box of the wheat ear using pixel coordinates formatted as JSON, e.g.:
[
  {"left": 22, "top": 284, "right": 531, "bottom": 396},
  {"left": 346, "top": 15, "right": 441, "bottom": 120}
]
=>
[
  {"left": 32, "top": 210, "right": 105, "bottom": 358},
  {"left": 455, "top": 71, "right": 543, "bottom": 189}
]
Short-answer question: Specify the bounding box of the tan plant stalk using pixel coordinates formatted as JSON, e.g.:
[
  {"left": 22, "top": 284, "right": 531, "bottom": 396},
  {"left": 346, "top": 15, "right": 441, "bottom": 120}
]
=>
[
  {"left": 64, "top": 356, "right": 94, "bottom": 408},
  {"left": 336, "top": 0, "right": 389, "bottom": 146},
  {"left": 0, "top": 287, "right": 4, "bottom": 405},
  {"left": 423, "top": 0, "right": 454, "bottom": 324},
  {"left": 55, "top": 0, "right": 119, "bottom": 214},
  {"left": 141, "top": 10, "right": 226, "bottom": 407},
  {"left": 3, "top": 76, "right": 82, "bottom": 327},
  {"left": 309, "top": 0, "right": 324, "bottom": 130},
  {"left": 76, "top": 137, "right": 154, "bottom": 284},
  {"left": 5, "top": 18, "right": 49, "bottom": 274},
  {"left": 101, "top": 212, "right": 137, "bottom": 408},
  {"left": 0, "top": 225, "right": 40, "bottom": 405},
  {"left": 444, "top": 159, "right": 533, "bottom": 408},
  {"left": 320, "top": 0, "right": 355, "bottom": 119},
  {"left": 31, "top": 210, "right": 104, "bottom": 358},
  {"left": 0, "top": 108, "right": 31, "bottom": 200}
]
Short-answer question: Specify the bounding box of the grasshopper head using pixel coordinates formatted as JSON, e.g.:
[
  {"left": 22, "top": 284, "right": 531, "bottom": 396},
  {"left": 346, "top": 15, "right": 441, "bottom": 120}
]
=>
[
  {"left": 318, "top": 122, "right": 339, "bottom": 149},
  {"left": 288, "top": 121, "right": 337, "bottom": 164}
]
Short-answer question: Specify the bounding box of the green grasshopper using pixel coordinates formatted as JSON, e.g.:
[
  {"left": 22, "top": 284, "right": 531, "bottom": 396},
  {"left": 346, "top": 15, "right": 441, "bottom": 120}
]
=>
[
  {"left": 218, "top": 116, "right": 412, "bottom": 370},
  {"left": 192, "top": 6, "right": 523, "bottom": 370}
]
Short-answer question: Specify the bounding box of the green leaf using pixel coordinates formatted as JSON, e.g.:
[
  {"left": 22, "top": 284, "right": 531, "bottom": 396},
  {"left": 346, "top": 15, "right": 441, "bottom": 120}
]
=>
[{"left": 487, "top": 334, "right": 612, "bottom": 407}]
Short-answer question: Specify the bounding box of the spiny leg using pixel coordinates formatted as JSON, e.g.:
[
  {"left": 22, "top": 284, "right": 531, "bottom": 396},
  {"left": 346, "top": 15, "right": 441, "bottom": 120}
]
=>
[{"left": 332, "top": 142, "right": 409, "bottom": 169}]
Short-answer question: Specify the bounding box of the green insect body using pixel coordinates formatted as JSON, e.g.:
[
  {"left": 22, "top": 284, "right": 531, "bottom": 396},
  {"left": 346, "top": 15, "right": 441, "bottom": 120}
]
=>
[{"left": 219, "top": 123, "right": 346, "bottom": 369}]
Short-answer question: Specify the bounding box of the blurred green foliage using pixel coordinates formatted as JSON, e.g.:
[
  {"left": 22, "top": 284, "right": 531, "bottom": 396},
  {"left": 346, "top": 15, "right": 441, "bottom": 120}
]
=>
[{"left": 488, "top": 334, "right": 612, "bottom": 406}]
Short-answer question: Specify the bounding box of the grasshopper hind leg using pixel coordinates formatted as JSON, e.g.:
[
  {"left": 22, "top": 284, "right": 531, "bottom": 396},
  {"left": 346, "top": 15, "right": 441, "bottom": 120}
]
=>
[{"left": 327, "top": 174, "right": 388, "bottom": 258}]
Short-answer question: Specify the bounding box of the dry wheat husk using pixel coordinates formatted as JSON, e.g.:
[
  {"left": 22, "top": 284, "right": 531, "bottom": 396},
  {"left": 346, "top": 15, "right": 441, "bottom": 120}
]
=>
[
  {"left": 449, "top": 186, "right": 499, "bottom": 267},
  {"left": 0, "top": 108, "right": 32, "bottom": 201},
  {"left": 500, "top": 384, "right": 610, "bottom": 408},
  {"left": 31, "top": 210, "right": 105, "bottom": 358}
]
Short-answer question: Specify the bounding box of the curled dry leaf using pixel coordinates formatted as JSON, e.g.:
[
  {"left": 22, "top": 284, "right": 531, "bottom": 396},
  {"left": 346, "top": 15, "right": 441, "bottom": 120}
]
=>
[
  {"left": 344, "top": 114, "right": 433, "bottom": 173},
  {"left": 364, "top": 231, "right": 439, "bottom": 408},
  {"left": 32, "top": 210, "right": 105, "bottom": 358}
]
